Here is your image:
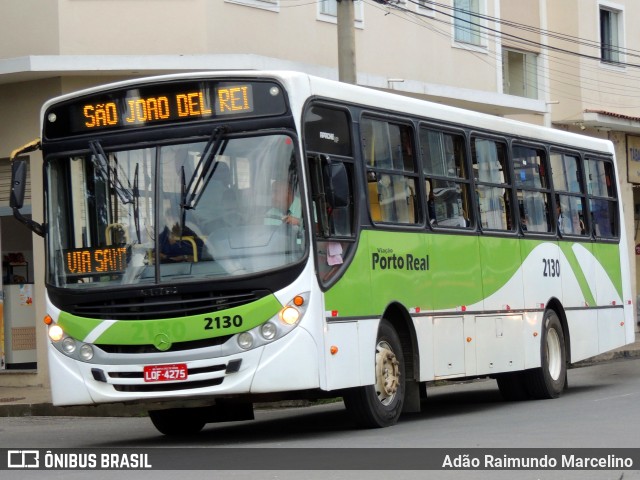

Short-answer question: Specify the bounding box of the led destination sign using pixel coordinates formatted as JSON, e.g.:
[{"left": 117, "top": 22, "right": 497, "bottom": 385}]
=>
[
  {"left": 83, "top": 86, "right": 251, "bottom": 128},
  {"left": 63, "top": 246, "right": 128, "bottom": 276},
  {"left": 44, "top": 80, "right": 287, "bottom": 139}
]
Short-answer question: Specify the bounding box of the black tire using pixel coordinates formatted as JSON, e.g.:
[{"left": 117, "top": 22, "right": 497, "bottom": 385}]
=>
[
  {"left": 496, "top": 372, "right": 530, "bottom": 401},
  {"left": 149, "top": 408, "right": 206, "bottom": 436},
  {"left": 525, "top": 310, "right": 567, "bottom": 399},
  {"left": 343, "top": 319, "right": 405, "bottom": 428}
]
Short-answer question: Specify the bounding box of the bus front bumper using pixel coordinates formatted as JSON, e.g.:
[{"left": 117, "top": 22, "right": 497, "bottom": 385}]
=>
[{"left": 47, "top": 327, "right": 320, "bottom": 406}]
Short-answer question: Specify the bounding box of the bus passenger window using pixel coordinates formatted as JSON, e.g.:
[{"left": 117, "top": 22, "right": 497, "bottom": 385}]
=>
[
  {"left": 363, "top": 118, "right": 419, "bottom": 225},
  {"left": 550, "top": 152, "right": 590, "bottom": 237},
  {"left": 585, "top": 158, "right": 618, "bottom": 238},
  {"left": 513, "top": 145, "right": 552, "bottom": 234},
  {"left": 421, "top": 128, "right": 472, "bottom": 229},
  {"left": 472, "top": 137, "right": 512, "bottom": 231}
]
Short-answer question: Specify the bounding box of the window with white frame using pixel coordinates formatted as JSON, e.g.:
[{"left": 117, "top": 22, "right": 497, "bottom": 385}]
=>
[
  {"left": 502, "top": 48, "right": 538, "bottom": 99},
  {"left": 453, "top": 0, "right": 482, "bottom": 46},
  {"left": 225, "top": 0, "right": 279, "bottom": 13},
  {"left": 600, "top": 5, "right": 623, "bottom": 64},
  {"left": 319, "top": 0, "right": 364, "bottom": 24}
]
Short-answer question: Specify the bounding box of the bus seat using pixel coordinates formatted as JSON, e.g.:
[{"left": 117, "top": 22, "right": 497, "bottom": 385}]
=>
[
  {"left": 105, "top": 223, "right": 128, "bottom": 246},
  {"left": 368, "top": 182, "right": 381, "bottom": 221},
  {"left": 179, "top": 236, "right": 199, "bottom": 262},
  {"left": 407, "top": 185, "right": 416, "bottom": 223}
]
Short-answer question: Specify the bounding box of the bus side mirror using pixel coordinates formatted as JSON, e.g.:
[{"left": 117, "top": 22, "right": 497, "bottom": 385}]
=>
[
  {"left": 10, "top": 159, "right": 28, "bottom": 210},
  {"left": 10, "top": 158, "right": 45, "bottom": 237},
  {"left": 322, "top": 160, "right": 350, "bottom": 209}
]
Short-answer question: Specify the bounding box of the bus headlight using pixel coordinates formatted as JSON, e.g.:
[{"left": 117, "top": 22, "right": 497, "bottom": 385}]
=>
[
  {"left": 46, "top": 320, "right": 98, "bottom": 363},
  {"left": 260, "top": 322, "right": 277, "bottom": 340},
  {"left": 49, "top": 324, "right": 65, "bottom": 342},
  {"left": 237, "top": 332, "right": 254, "bottom": 350},
  {"left": 79, "top": 344, "right": 95, "bottom": 361},
  {"left": 279, "top": 306, "right": 300, "bottom": 325},
  {"left": 230, "top": 292, "right": 310, "bottom": 353},
  {"left": 61, "top": 337, "right": 77, "bottom": 354}
]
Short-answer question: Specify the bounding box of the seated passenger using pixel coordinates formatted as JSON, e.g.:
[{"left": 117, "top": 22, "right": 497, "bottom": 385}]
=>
[
  {"left": 192, "top": 162, "right": 234, "bottom": 230},
  {"left": 264, "top": 179, "right": 300, "bottom": 226},
  {"left": 159, "top": 222, "right": 205, "bottom": 263}
]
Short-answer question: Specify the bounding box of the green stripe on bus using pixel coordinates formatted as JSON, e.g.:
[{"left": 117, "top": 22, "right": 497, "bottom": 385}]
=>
[
  {"left": 592, "top": 242, "right": 624, "bottom": 300},
  {"left": 327, "top": 232, "right": 622, "bottom": 316},
  {"left": 57, "top": 294, "right": 283, "bottom": 345},
  {"left": 557, "top": 242, "right": 596, "bottom": 307}
]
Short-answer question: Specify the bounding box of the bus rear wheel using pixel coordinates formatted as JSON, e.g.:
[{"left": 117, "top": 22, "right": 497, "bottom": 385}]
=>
[
  {"left": 149, "top": 408, "right": 206, "bottom": 436},
  {"left": 496, "top": 372, "right": 530, "bottom": 401},
  {"left": 343, "top": 319, "right": 405, "bottom": 428},
  {"left": 525, "top": 309, "right": 567, "bottom": 399}
]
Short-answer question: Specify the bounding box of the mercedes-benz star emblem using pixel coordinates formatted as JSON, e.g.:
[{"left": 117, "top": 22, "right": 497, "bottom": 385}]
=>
[{"left": 153, "top": 333, "right": 172, "bottom": 352}]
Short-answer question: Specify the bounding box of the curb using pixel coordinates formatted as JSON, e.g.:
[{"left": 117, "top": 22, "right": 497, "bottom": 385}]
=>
[
  {"left": 2, "top": 349, "right": 639, "bottom": 418},
  {"left": 572, "top": 345, "right": 640, "bottom": 367},
  {"left": 0, "top": 399, "right": 319, "bottom": 418},
  {"left": 0, "top": 402, "right": 148, "bottom": 418}
]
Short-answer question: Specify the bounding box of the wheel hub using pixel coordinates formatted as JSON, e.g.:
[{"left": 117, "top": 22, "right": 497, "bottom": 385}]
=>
[{"left": 375, "top": 341, "right": 400, "bottom": 405}]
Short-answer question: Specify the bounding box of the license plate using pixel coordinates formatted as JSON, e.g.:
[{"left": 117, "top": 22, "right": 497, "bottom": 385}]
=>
[{"left": 143, "top": 363, "right": 188, "bottom": 383}]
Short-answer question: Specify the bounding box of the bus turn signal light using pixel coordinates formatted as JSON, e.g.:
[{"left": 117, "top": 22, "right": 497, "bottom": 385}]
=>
[
  {"left": 44, "top": 315, "right": 53, "bottom": 325},
  {"left": 330, "top": 346, "right": 339, "bottom": 355}
]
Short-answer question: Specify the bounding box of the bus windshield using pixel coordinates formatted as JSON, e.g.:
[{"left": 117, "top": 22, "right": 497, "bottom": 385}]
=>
[{"left": 46, "top": 133, "right": 305, "bottom": 288}]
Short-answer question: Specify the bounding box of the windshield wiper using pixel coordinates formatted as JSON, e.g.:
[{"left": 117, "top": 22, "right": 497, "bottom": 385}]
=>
[
  {"left": 89, "top": 140, "right": 134, "bottom": 205},
  {"left": 132, "top": 163, "right": 141, "bottom": 244},
  {"left": 181, "top": 125, "right": 228, "bottom": 211}
]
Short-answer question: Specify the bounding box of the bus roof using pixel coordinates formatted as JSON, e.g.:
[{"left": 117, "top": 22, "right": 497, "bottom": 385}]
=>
[{"left": 41, "top": 70, "right": 614, "bottom": 156}]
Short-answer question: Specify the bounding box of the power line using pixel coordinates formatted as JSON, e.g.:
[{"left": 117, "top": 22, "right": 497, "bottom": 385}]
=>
[
  {"left": 395, "top": 0, "right": 640, "bottom": 69},
  {"left": 363, "top": 0, "right": 640, "bottom": 108},
  {"left": 414, "top": 0, "right": 640, "bottom": 58}
]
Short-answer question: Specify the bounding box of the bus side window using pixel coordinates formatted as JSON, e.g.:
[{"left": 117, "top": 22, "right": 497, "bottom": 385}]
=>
[
  {"left": 363, "top": 118, "right": 419, "bottom": 225},
  {"left": 550, "top": 152, "right": 589, "bottom": 237},
  {"left": 421, "top": 127, "right": 472, "bottom": 228},
  {"left": 472, "top": 137, "right": 512, "bottom": 231},
  {"left": 513, "top": 145, "right": 552, "bottom": 234},
  {"left": 585, "top": 158, "right": 618, "bottom": 238},
  {"left": 303, "top": 103, "right": 356, "bottom": 285}
]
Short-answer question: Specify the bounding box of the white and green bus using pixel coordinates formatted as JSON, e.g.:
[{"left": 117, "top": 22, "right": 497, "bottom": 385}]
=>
[{"left": 10, "top": 71, "right": 634, "bottom": 434}]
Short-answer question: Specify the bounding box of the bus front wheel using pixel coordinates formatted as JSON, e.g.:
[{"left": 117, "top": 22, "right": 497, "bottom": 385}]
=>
[
  {"left": 526, "top": 309, "right": 567, "bottom": 399},
  {"left": 343, "top": 319, "right": 405, "bottom": 428}
]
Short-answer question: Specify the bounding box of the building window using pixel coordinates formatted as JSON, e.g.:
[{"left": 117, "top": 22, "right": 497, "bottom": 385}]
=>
[
  {"left": 225, "top": 0, "right": 279, "bottom": 13},
  {"left": 502, "top": 48, "right": 538, "bottom": 99},
  {"left": 319, "top": 0, "right": 364, "bottom": 24},
  {"left": 453, "top": 0, "right": 482, "bottom": 46},
  {"left": 600, "top": 6, "right": 622, "bottom": 64}
]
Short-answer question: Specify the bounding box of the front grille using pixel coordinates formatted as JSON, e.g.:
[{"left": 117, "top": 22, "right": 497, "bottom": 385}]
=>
[
  {"left": 109, "top": 364, "right": 226, "bottom": 379},
  {"left": 97, "top": 335, "right": 233, "bottom": 354},
  {"left": 67, "top": 289, "right": 269, "bottom": 320},
  {"left": 113, "top": 378, "right": 223, "bottom": 392},
  {"left": 94, "top": 360, "right": 241, "bottom": 393}
]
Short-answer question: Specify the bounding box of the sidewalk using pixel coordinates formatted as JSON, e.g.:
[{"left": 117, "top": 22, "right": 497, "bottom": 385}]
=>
[{"left": 2, "top": 338, "right": 640, "bottom": 418}]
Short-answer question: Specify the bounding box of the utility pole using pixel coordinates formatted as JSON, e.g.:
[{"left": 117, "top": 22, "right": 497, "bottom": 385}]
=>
[{"left": 336, "top": 0, "right": 357, "bottom": 84}]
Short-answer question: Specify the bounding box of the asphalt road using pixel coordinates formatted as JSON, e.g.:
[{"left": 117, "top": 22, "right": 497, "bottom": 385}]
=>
[{"left": 1, "top": 358, "right": 640, "bottom": 480}]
